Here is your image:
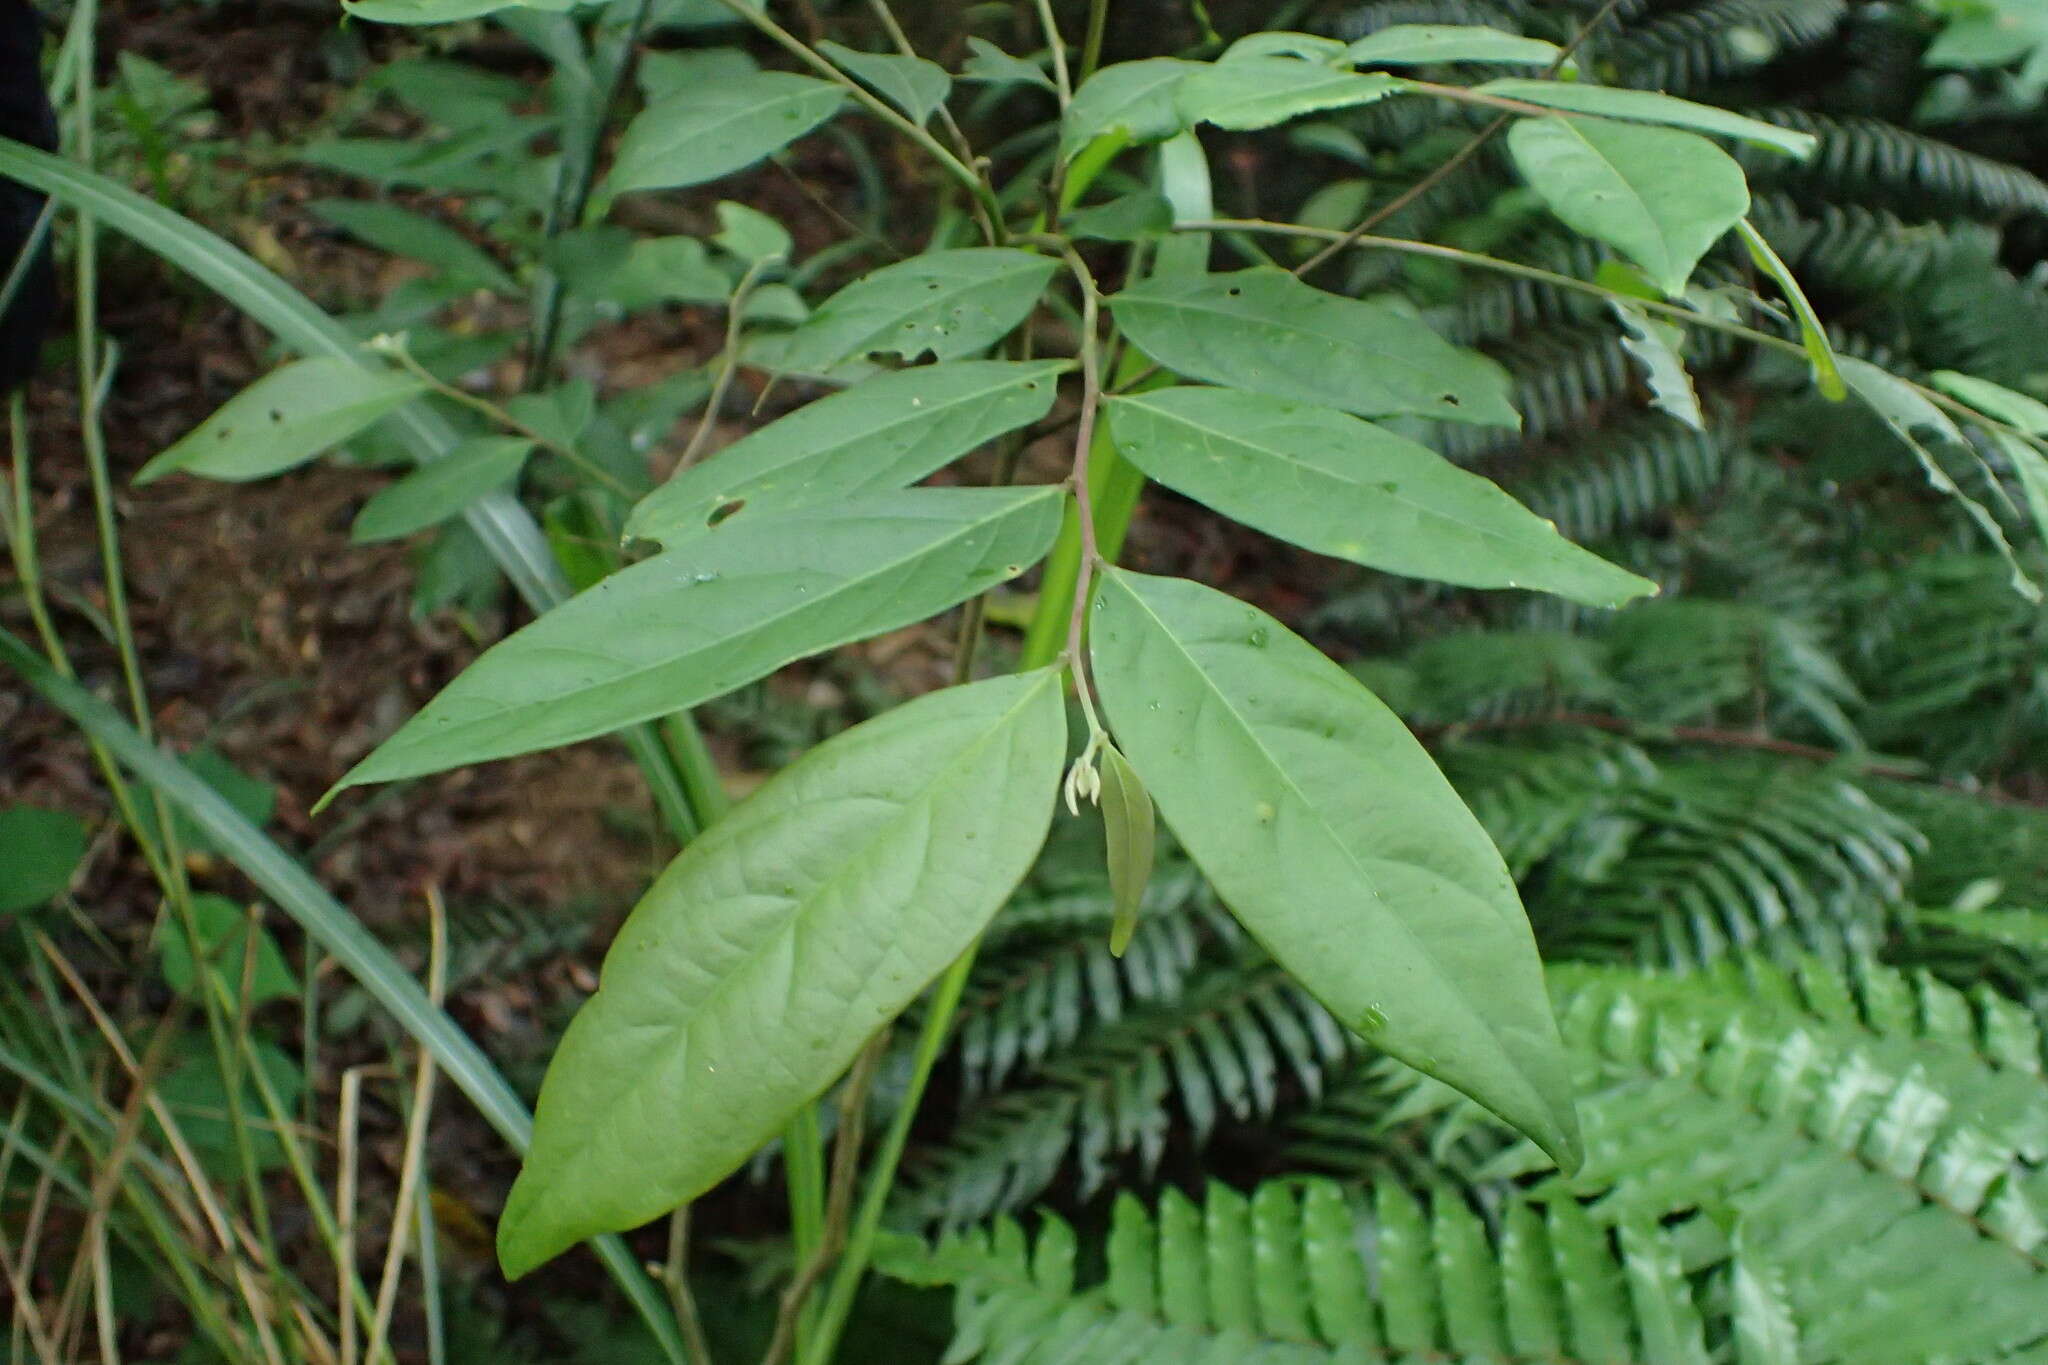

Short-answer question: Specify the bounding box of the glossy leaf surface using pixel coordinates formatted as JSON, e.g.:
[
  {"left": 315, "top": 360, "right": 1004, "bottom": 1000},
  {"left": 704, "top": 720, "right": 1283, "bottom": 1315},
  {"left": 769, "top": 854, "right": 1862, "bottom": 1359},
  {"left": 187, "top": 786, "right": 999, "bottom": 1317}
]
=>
[
  {"left": 335, "top": 487, "right": 1063, "bottom": 790},
  {"left": 498, "top": 669, "right": 1067, "bottom": 1275},
  {"left": 1089, "top": 569, "right": 1580, "bottom": 1167},
  {"left": 626, "top": 361, "right": 1067, "bottom": 545},
  {"left": 1108, "top": 269, "right": 1517, "bottom": 427},
  {"left": 1106, "top": 387, "right": 1651, "bottom": 605}
]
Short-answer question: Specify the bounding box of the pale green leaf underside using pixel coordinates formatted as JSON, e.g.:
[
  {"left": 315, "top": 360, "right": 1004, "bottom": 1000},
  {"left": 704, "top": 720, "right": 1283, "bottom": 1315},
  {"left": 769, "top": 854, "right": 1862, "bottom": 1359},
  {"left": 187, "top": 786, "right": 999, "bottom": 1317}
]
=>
[
  {"left": 352, "top": 436, "right": 534, "bottom": 543},
  {"left": 772, "top": 248, "right": 1059, "bottom": 373},
  {"left": 1735, "top": 219, "right": 1846, "bottom": 401},
  {"left": 605, "top": 71, "right": 845, "bottom": 195},
  {"left": 137, "top": 356, "right": 427, "bottom": 485},
  {"left": 1089, "top": 569, "right": 1580, "bottom": 1168},
  {"left": 626, "top": 360, "right": 1068, "bottom": 546},
  {"left": 498, "top": 668, "right": 1068, "bottom": 1277},
  {"left": 1478, "top": 79, "right": 1818, "bottom": 157},
  {"left": 1175, "top": 58, "right": 1406, "bottom": 130},
  {"left": 1106, "top": 387, "right": 1652, "bottom": 606},
  {"left": 1507, "top": 117, "right": 1748, "bottom": 299},
  {"left": 1608, "top": 300, "right": 1705, "bottom": 431},
  {"left": 1059, "top": 59, "right": 1199, "bottom": 161},
  {"left": 1098, "top": 744, "right": 1154, "bottom": 958},
  {"left": 1108, "top": 268, "right": 1518, "bottom": 427},
  {"left": 818, "top": 41, "right": 952, "bottom": 126},
  {"left": 1346, "top": 23, "right": 1569, "bottom": 69},
  {"left": 335, "top": 487, "right": 1063, "bottom": 790}
]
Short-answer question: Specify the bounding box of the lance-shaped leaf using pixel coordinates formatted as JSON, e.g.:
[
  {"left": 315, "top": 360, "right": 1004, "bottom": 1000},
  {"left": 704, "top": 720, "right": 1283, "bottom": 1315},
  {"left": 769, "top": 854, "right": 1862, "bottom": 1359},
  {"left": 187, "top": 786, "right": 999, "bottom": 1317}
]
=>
[
  {"left": 1346, "top": 24, "right": 1570, "bottom": 70},
  {"left": 1098, "top": 744, "right": 1154, "bottom": 957},
  {"left": 137, "top": 357, "right": 426, "bottom": 485},
  {"left": 1929, "top": 370, "right": 2048, "bottom": 549},
  {"left": 819, "top": 41, "right": 951, "bottom": 125},
  {"left": 332, "top": 487, "right": 1063, "bottom": 791},
  {"left": 605, "top": 71, "right": 845, "bottom": 196},
  {"left": 1059, "top": 59, "right": 1199, "bottom": 161},
  {"left": 1735, "top": 219, "right": 1845, "bottom": 400},
  {"left": 1507, "top": 117, "right": 1747, "bottom": 299},
  {"left": 1089, "top": 569, "right": 1581, "bottom": 1168},
  {"left": 626, "top": 360, "right": 1068, "bottom": 546},
  {"left": 1108, "top": 269, "right": 1517, "bottom": 427},
  {"left": 773, "top": 248, "right": 1059, "bottom": 373},
  {"left": 1176, "top": 58, "right": 1407, "bottom": 131},
  {"left": 1106, "top": 388, "right": 1650, "bottom": 606},
  {"left": 498, "top": 668, "right": 1067, "bottom": 1276},
  {"left": 1477, "top": 80, "right": 1817, "bottom": 157},
  {"left": 353, "top": 436, "right": 534, "bottom": 543}
]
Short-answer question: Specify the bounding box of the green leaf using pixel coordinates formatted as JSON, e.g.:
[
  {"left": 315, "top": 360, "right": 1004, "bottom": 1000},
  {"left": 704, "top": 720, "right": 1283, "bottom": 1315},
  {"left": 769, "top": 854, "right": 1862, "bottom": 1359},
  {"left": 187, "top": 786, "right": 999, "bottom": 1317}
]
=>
[
  {"left": 1608, "top": 300, "right": 1704, "bottom": 430},
  {"left": 1089, "top": 569, "right": 1581, "bottom": 1168},
  {"left": 959, "top": 38, "right": 1057, "bottom": 92},
  {"left": 1734, "top": 219, "right": 1844, "bottom": 400},
  {"left": 1346, "top": 24, "right": 1570, "bottom": 70},
  {"left": 136, "top": 357, "right": 427, "bottom": 485},
  {"left": 818, "top": 41, "right": 951, "bottom": 125},
  {"left": 773, "top": 248, "right": 1058, "bottom": 372},
  {"left": 1477, "top": 80, "right": 1818, "bottom": 156},
  {"left": 343, "top": 0, "right": 574, "bottom": 23},
  {"left": 309, "top": 200, "right": 515, "bottom": 291},
  {"left": 1105, "top": 387, "right": 1650, "bottom": 605},
  {"left": 158, "top": 894, "right": 299, "bottom": 1006},
  {"left": 543, "top": 229, "right": 733, "bottom": 311},
  {"left": 170, "top": 749, "right": 276, "bottom": 856},
  {"left": 1220, "top": 31, "right": 1348, "bottom": 63},
  {"left": 352, "top": 437, "right": 534, "bottom": 544},
  {"left": 1176, "top": 58, "right": 1407, "bottom": 131},
  {"left": 1840, "top": 357, "right": 2040, "bottom": 601},
  {"left": 334, "top": 487, "right": 1063, "bottom": 791},
  {"left": 1506, "top": 117, "right": 1748, "bottom": 299},
  {"left": 639, "top": 48, "right": 760, "bottom": 101},
  {"left": 1108, "top": 269, "right": 1517, "bottom": 426},
  {"left": 497, "top": 668, "right": 1068, "bottom": 1276},
  {"left": 0, "top": 807, "right": 88, "bottom": 914},
  {"left": 604, "top": 72, "right": 845, "bottom": 196},
  {"left": 1928, "top": 370, "right": 2048, "bottom": 545},
  {"left": 1098, "top": 744, "right": 1155, "bottom": 958},
  {"left": 625, "top": 360, "right": 1067, "bottom": 545},
  {"left": 1059, "top": 59, "right": 1199, "bottom": 161},
  {"left": 155, "top": 1038, "right": 304, "bottom": 1175},
  {"left": 1063, "top": 191, "right": 1174, "bottom": 242},
  {"left": 713, "top": 201, "right": 791, "bottom": 266}
]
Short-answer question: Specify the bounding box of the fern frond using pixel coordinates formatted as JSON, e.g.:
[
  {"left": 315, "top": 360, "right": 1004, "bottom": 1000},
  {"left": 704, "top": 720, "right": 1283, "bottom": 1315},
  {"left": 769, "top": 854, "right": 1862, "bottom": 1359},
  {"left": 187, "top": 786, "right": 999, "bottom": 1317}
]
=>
[
  {"left": 893, "top": 1178, "right": 1755, "bottom": 1364},
  {"left": 1750, "top": 193, "right": 2003, "bottom": 297},
  {"left": 894, "top": 966, "right": 1351, "bottom": 1227},
  {"left": 1740, "top": 110, "right": 2048, "bottom": 220},
  {"left": 1508, "top": 417, "right": 1749, "bottom": 546},
  {"left": 1607, "top": 0, "right": 1849, "bottom": 94}
]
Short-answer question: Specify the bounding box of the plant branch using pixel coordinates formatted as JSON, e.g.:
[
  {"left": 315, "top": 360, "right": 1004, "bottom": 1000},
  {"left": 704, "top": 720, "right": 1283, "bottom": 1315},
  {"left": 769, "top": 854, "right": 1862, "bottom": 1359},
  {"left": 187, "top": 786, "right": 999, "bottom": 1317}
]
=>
[
  {"left": 1296, "top": 0, "right": 1626, "bottom": 274},
  {"left": 1033, "top": 0, "right": 1074, "bottom": 108},
  {"left": 1080, "top": 0, "right": 1110, "bottom": 82},
  {"left": 677, "top": 257, "right": 776, "bottom": 473}
]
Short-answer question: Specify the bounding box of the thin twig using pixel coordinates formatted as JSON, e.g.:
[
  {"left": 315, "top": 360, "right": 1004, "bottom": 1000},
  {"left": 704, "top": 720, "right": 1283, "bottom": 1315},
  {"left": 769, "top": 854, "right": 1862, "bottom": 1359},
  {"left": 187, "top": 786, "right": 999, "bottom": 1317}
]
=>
[
  {"left": 661, "top": 1209, "right": 716, "bottom": 1365},
  {"left": 1057, "top": 249, "right": 1108, "bottom": 747},
  {"left": 1032, "top": 0, "right": 1074, "bottom": 108},
  {"left": 677, "top": 257, "right": 776, "bottom": 473}
]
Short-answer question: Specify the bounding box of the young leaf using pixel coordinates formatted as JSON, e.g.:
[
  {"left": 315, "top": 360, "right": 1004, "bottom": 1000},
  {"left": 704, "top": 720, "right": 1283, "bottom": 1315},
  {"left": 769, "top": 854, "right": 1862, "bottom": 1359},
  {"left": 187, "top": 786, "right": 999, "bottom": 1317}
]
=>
[
  {"left": 773, "top": 248, "right": 1058, "bottom": 372},
  {"left": 352, "top": 436, "right": 534, "bottom": 543},
  {"left": 1108, "top": 268, "right": 1517, "bottom": 426},
  {"left": 1734, "top": 219, "right": 1845, "bottom": 401},
  {"left": 0, "top": 807, "right": 88, "bottom": 914},
  {"left": 1840, "top": 358, "right": 2040, "bottom": 601},
  {"left": 1097, "top": 744, "right": 1155, "bottom": 958},
  {"left": 1105, "top": 387, "right": 1652, "bottom": 606},
  {"left": 1345, "top": 24, "right": 1570, "bottom": 70},
  {"left": 959, "top": 37, "right": 1057, "bottom": 92},
  {"left": 1928, "top": 370, "right": 2048, "bottom": 544},
  {"left": 1506, "top": 117, "right": 1747, "bottom": 299},
  {"left": 713, "top": 201, "right": 791, "bottom": 266},
  {"left": 604, "top": 72, "right": 845, "bottom": 196},
  {"left": 497, "top": 668, "right": 1067, "bottom": 1277},
  {"left": 1176, "top": 58, "right": 1407, "bottom": 131},
  {"left": 1059, "top": 59, "right": 1199, "bottom": 162},
  {"left": 625, "top": 360, "right": 1068, "bottom": 545},
  {"left": 158, "top": 894, "right": 299, "bottom": 1006},
  {"left": 331, "top": 487, "right": 1063, "bottom": 792},
  {"left": 818, "top": 40, "right": 951, "bottom": 126},
  {"left": 136, "top": 357, "right": 427, "bottom": 485},
  {"left": 1476, "top": 80, "right": 1818, "bottom": 157},
  {"left": 1607, "top": 300, "right": 1705, "bottom": 430},
  {"left": 309, "top": 199, "right": 515, "bottom": 292},
  {"left": 1088, "top": 569, "right": 1581, "bottom": 1168}
]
